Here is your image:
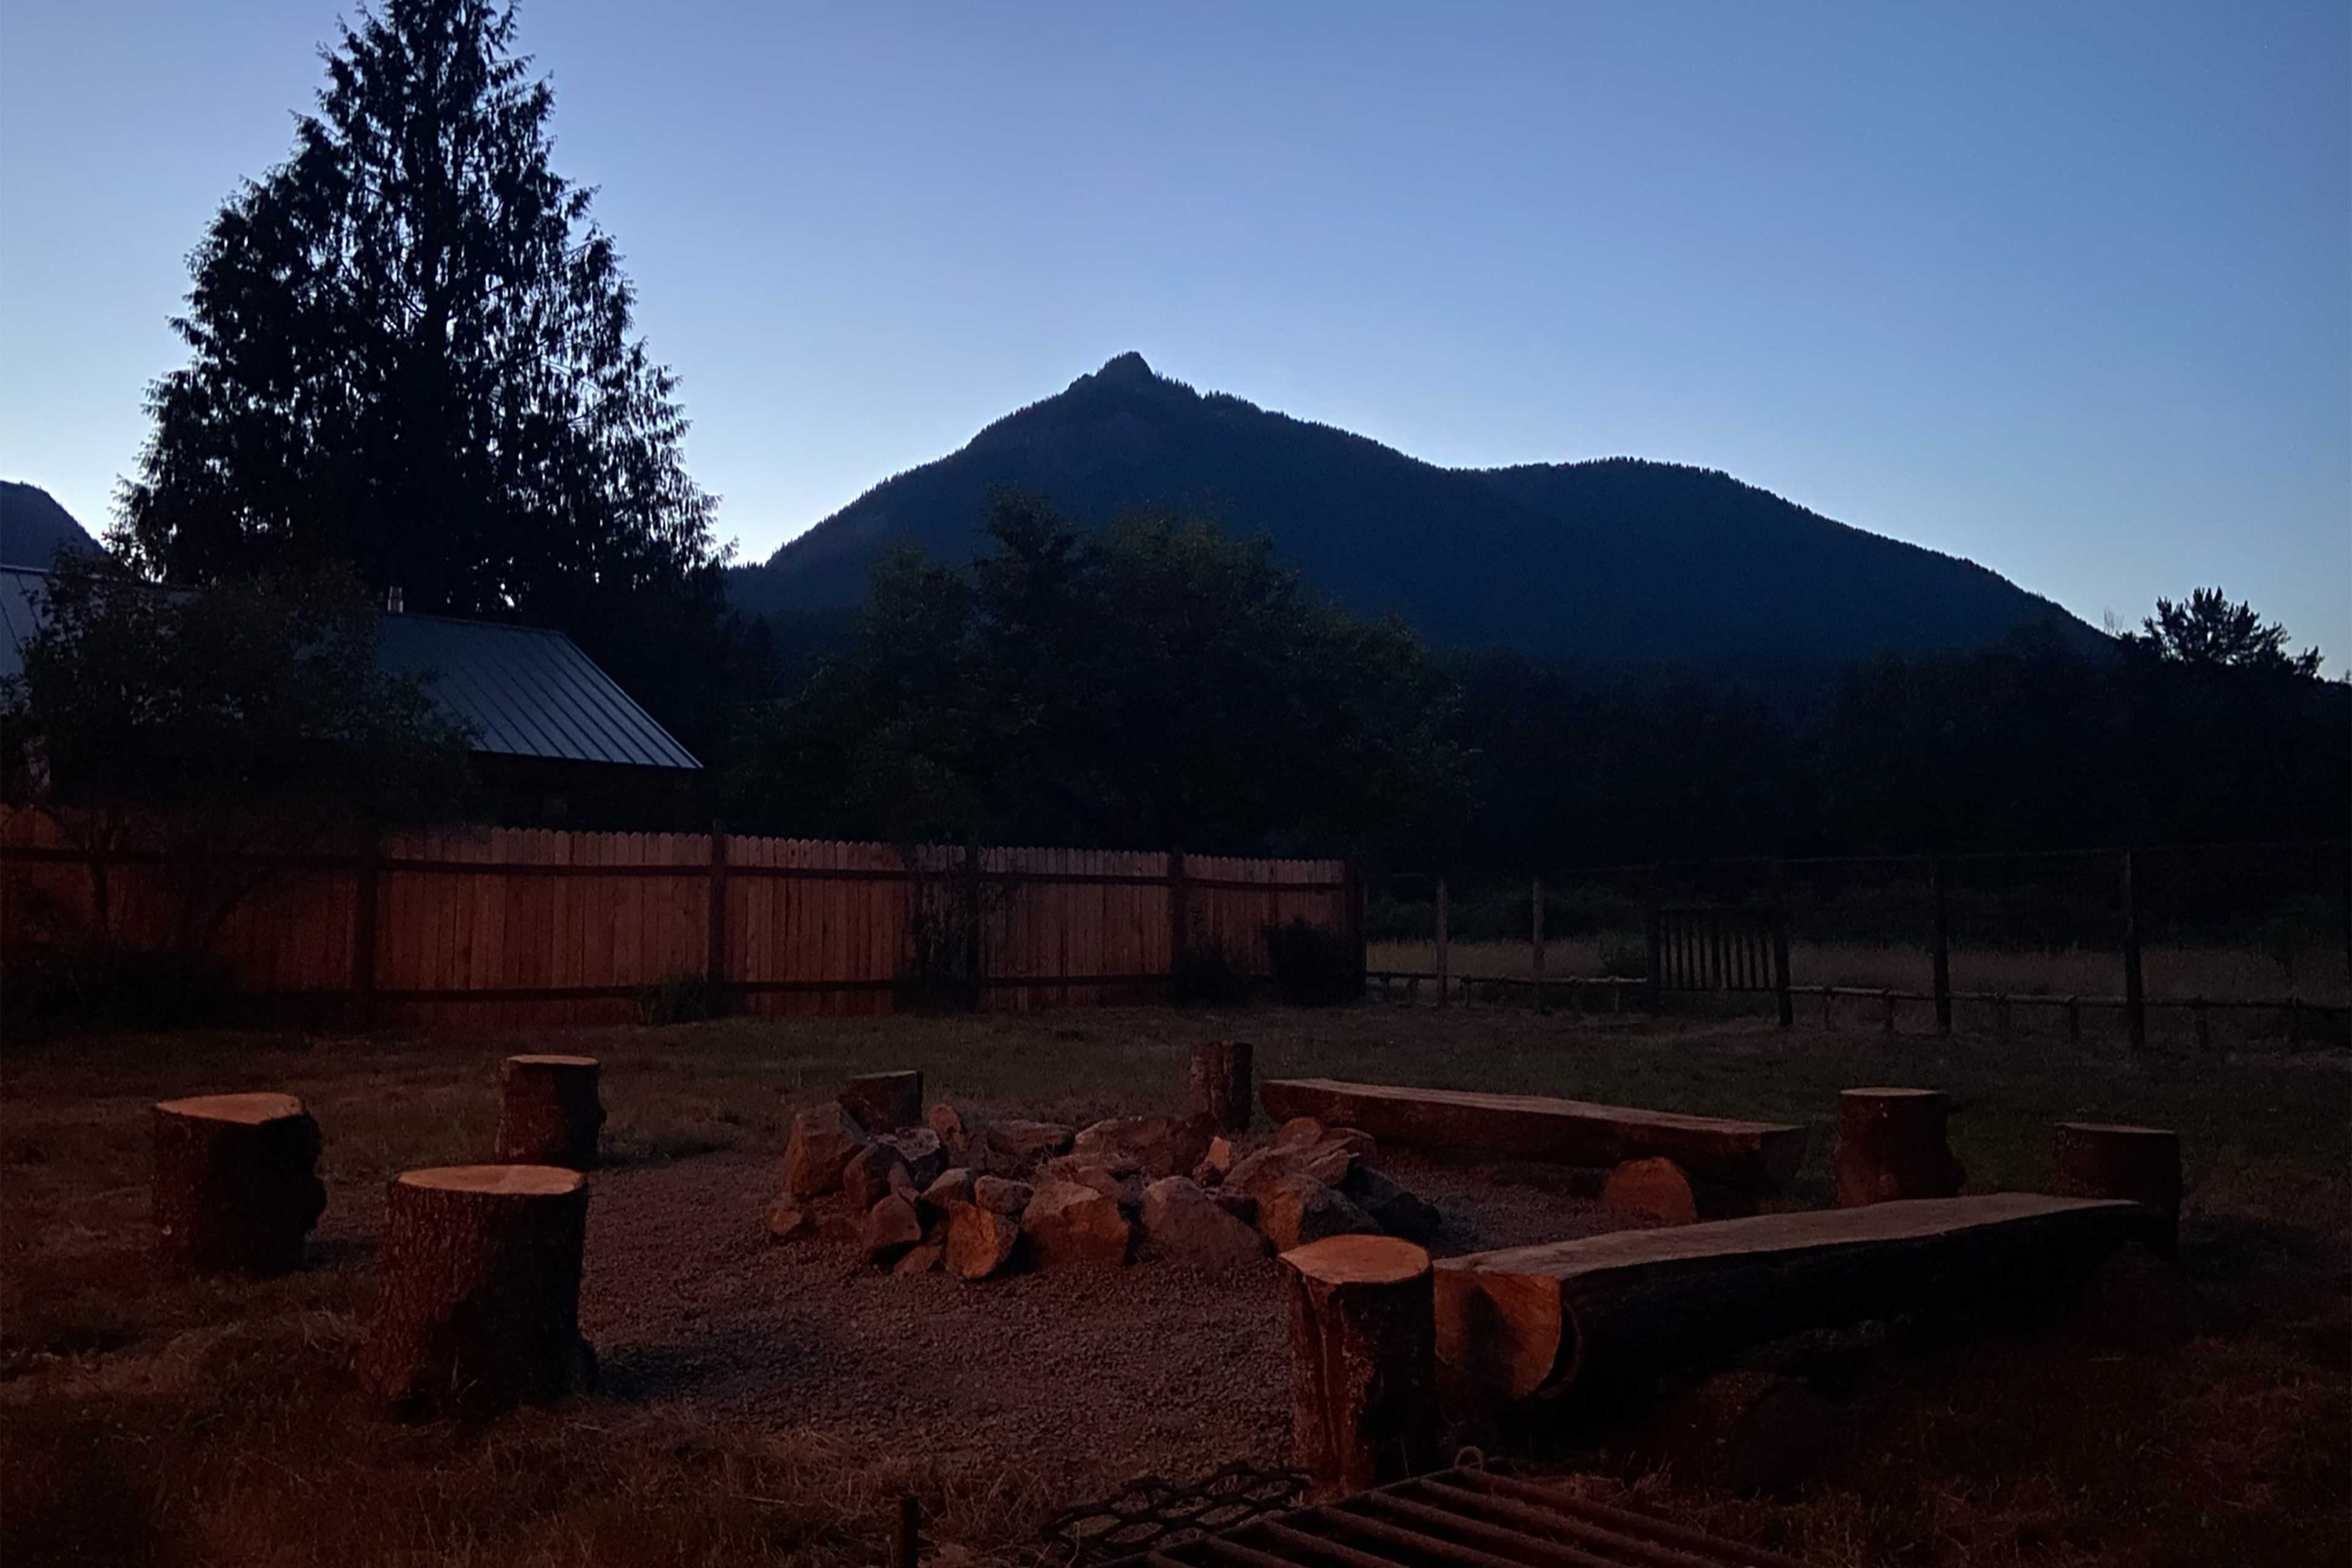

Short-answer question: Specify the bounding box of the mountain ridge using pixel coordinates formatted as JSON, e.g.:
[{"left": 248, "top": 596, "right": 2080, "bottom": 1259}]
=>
[
  {"left": 0, "top": 482, "right": 104, "bottom": 568},
  {"left": 731, "top": 355, "right": 2102, "bottom": 669}
]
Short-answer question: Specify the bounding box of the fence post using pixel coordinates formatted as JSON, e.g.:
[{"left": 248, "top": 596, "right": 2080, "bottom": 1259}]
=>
[
  {"left": 2120, "top": 850, "right": 2146, "bottom": 1054},
  {"left": 1169, "top": 847, "right": 1190, "bottom": 986},
  {"left": 962, "top": 839, "right": 984, "bottom": 1011},
  {"left": 1531, "top": 877, "right": 1546, "bottom": 1014},
  {"left": 1929, "top": 857, "right": 1953, "bottom": 1036},
  {"left": 1343, "top": 857, "right": 1367, "bottom": 1000},
  {"left": 1643, "top": 866, "right": 1662, "bottom": 1012},
  {"left": 1434, "top": 878, "right": 1450, "bottom": 1009},
  {"left": 352, "top": 832, "right": 381, "bottom": 1031},
  {"left": 1770, "top": 860, "right": 1794, "bottom": 1028},
  {"left": 706, "top": 822, "right": 730, "bottom": 1014}
]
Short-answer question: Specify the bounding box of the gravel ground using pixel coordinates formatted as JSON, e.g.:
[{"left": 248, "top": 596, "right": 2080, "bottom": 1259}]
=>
[{"left": 565, "top": 1139, "right": 1645, "bottom": 1506}]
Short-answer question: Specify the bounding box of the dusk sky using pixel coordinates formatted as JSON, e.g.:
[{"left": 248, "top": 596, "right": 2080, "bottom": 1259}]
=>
[{"left": 4, "top": 1, "right": 2345, "bottom": 659}]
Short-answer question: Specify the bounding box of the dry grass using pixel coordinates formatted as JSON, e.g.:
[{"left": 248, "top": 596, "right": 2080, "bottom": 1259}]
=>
[
  {"left": 4, "top": 1005, "right": 2347, "bottom": 1566},
  {"left": 1371, "top": 937, "right": 2351, "bottom": 1007}
]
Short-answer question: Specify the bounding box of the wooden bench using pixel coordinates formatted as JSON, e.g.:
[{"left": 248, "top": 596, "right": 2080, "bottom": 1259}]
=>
[
  {"left": 1258, "top": 1077, "right": 1806, "bottom": 1195},
  {"left": 1434, "top": 1192, "right": 2158, "bottom": 1408}
]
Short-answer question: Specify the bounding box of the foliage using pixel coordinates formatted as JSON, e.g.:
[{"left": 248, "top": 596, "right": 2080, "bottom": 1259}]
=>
[
  {"left": 1168, "top": 943, "right": 1254, "bottom": 1007},
  {"left": 2125, "top": 586, "right": 2323, "bottom": 677},
  {"left": 1450, "top": 604, "right": 2346, "bottom": 872},
  {"left": 723, "top": 494, "right": 1472, "bottom": 858},
  {"left": 0, "top": 946, "right": 236, "bottom": 1035},
  {"left": 1262, "top": 918, "right": 1361, "bottom": 1006},
  {"left": 636, "top": 973, "right": 723, "bottom": 1027},
  {"left": 113, "top": 0, "right": 739, "bottom": 748},
  {"left": 0, "top": 559, "right": 472, "bottom": 957}
]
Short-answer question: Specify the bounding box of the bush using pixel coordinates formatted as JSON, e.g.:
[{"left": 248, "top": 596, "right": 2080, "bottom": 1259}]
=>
[
  {"left": 1170, "top": 943, "right": 1254, "bottom": 1007},
  {"left": 1263, "top": 919, "right": 1360, "bottom": 1007},
  {"left": 0, "top": 944, "right": 235, "bottom": 1033},
  {"left": 637, "top": 973, "right": 723, "bottom": 1025}
]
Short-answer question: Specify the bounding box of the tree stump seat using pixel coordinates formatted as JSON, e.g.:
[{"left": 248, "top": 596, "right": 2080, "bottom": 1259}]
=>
[
  {"left": 2054, "top": 1121, "right": 2182, "bottom": 1255},
  {"left": 1832, "top": 1087, "right": 1965, "bottom": 1207},
  {"left": 1281, "top": 1233, "right": 1436, "bottom": 1501},
  {"left": 494, "top": 1055, "right": 605, "bottom": 1168},
  {"left": 354, "top": 1164, "right": 593, "bottom": 1419},
  {"left": 152, "top": 1092, "right": 326, "bottom": 1277}
]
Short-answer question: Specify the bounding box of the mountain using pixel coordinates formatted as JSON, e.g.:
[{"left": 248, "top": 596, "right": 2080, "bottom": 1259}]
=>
[
  {"left": 0, "top": 482, "right": 103, "bottom": 568},
  {"left": 729, "top": 353, "right": 2105, "bottom": 668}
]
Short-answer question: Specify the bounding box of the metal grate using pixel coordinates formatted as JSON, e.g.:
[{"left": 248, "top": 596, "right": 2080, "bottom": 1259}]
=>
[
  {"left": 1042, "top": 1461, "right": 1313, "bottom": 1565},
  {"left": 1104, "top": 1464, "right": 1814, "bottom": 1568}
]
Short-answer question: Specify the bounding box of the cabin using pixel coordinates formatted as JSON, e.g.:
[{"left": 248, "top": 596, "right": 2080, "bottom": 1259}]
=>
[{"left": 0, "top": 565, "right": 700, "bottom": 823}]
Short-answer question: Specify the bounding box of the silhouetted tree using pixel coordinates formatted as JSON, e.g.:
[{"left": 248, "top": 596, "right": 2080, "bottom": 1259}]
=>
[
  {"left": 724, "top": 496, "right": 1470, "bottom": 858},
  {"left": 2128, "top": 587, "right": 2322, "bottom": 677},
  {"left": 116, "top": 0, "right": 733, "bottom": 738},
  {"left": 1, "top": 560, "right": 472, "bottom": 957}
]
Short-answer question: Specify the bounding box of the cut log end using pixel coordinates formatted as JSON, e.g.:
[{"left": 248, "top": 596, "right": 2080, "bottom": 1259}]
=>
[
  {"left": 1281, "top": 1232, "right": 1429, "bottom": 1284},
  {"left": 398, "top": 1164, "right": 586, "bottom": 1197},
  {"left": 156, "top": 1091, "right": 307, "bottom": 1126}
]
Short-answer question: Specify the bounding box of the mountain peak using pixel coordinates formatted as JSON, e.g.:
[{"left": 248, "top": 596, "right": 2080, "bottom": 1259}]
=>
[{"left": 1087, "top": 350, "right": 1155, "bottom": 384}]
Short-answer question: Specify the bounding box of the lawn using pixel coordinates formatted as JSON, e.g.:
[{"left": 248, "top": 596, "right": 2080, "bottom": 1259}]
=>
[{"left": 4, "top": 1003, "right": 2346, "bottom": 1566}]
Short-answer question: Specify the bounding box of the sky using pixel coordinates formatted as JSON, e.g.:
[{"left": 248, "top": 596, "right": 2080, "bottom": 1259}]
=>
[{"left": 3, "top": 1, "right": 2345, "bottom": 659}]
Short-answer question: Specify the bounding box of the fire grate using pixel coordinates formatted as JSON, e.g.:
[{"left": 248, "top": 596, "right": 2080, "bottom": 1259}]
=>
[
  {"left": 1101, "top": 1464, "right": 1814, "bottom": 1568},
  {"left": 1041, "top": 1461, "right": 1313, "bottom": 1566}
]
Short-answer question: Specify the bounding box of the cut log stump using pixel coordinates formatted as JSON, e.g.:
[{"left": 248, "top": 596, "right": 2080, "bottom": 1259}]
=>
[
  {"left": 1434, "top": 1193, "right": 2152, "bottom": 1414},
  {"left": 493, "top": 1055, "right": 605, "bottom": 1169},
  {"left": 354, "top": 1165, "right": 593, "bottom": 1419},
  {"left": 1833, "top": 1087, "right": 1964, "bottom": 1207},
  {"left": 2053, "top": 1121, "right": 2181, "bottom": 1255},
  {"left": 1598, "top": 1157, "right": 1760, "bottom": 1226},
  {"left": 840, "top": 1071, "right": 924, "bottom": 1135},
  {"left": 1191, "top": 1041, "right": 1254, "bottom": 1134},
  {"left": 152, "top": 1093, "right": 326, "bottom": 1278},
  {"left": 1280, "top": 1233, "right": 1437, "bottom": 1501}
]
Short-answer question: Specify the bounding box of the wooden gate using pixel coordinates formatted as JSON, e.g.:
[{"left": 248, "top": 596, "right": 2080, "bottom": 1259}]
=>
[{"left": 1646, "top": 904, "right": 1793, "bottom": 1024}]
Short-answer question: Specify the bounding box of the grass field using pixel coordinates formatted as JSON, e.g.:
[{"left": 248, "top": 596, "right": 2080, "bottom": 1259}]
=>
[{"left": 5, "top": 1003, "right": 2346, "bottom": 1566}]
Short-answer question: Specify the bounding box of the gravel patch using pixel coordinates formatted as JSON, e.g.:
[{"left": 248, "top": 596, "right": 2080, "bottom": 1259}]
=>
[{"left": 571, "top": 1142, "right": 1643, "bottom": 1506}]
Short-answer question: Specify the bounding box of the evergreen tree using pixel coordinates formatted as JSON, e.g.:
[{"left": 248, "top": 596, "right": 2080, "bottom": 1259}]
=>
[{"left": 116, "top": 0, "right": 726, "bottom": 706}]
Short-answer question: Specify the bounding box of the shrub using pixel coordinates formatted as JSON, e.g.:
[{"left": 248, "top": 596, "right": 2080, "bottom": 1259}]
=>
[
  {"left": 637, "top": 973, "right": 723, "bottom": 1026},
  {"left": 1263, "top": 919, "right": 1360, "bottom": 1007},
  {"left": 1170, "top": 943, "right": 1254, "bottom": 1007},
  {"left": 0, "top": 944, "right": 235, "bottom": 1033}
]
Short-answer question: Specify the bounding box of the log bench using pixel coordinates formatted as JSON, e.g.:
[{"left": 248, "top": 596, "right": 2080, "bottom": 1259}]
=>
[
  {"left": 1259, "top": 1077, "right": 1805, "bottom": 1195},
  {"left": 1434, "top": 1192, "right": 2160, "bottom": 1410}
]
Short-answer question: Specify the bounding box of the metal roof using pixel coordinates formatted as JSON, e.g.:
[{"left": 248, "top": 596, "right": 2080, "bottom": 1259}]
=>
[{"left": 0, "top": 565, "right": 699, "bottom": 771}]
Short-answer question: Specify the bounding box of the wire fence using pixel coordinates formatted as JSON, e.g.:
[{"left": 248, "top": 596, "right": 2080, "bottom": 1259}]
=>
[{"left": 1363, "top": 841, "right": 2350, "bottom": 1051}]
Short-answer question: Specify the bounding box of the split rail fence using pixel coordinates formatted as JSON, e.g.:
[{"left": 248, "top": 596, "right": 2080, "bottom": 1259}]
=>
[{"left": 0, "top": 810, "right": 1355, "bottom": 1029}]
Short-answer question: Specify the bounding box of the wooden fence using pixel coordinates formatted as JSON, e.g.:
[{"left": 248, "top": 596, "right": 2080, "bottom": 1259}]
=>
[{"left": 0, "top": 810, "right": 1355, "bottom": 1028}]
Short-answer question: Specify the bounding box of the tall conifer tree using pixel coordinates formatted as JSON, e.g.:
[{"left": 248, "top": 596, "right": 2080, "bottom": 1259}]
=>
[{"left": 119, "top": 1, "right": 723, "bottom": 659}]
